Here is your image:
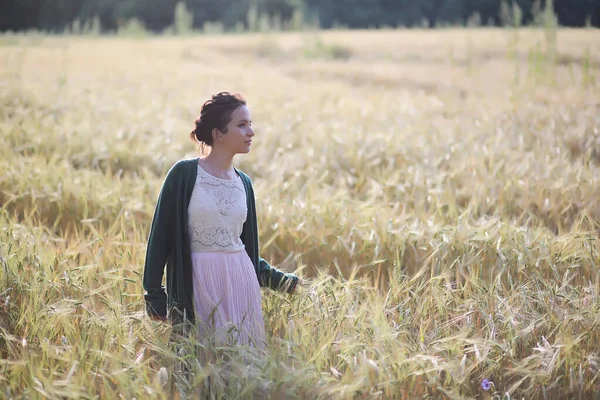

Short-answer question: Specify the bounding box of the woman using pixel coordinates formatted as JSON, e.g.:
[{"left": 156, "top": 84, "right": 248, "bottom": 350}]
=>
[{"left": 142, "top": 91, "right": 302, "bottom": 349}]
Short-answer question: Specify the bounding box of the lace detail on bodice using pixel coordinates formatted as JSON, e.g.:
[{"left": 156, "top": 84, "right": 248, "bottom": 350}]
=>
[{"left": 188, "top": 165, "right": 247, "bottom": 253}]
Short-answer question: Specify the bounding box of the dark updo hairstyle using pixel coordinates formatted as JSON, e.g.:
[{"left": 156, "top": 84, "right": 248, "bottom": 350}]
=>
[{"left": 190, "top": 92, "right": 247, "bottom": 147}]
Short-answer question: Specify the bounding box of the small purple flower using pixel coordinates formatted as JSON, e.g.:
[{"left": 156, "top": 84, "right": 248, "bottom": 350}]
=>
[{"left": 481, "top": 379, "right": 492, "bottom": 391}]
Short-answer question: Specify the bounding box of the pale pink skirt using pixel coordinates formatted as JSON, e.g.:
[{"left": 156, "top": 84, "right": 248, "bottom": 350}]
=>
[{"left": 190, "top": 250, "right": 266, "bottom": 349}]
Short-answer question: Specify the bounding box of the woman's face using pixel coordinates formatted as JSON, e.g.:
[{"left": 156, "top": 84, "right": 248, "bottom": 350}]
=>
[{"left": 216, "top": 105, "right": 255, "bottom": 155}]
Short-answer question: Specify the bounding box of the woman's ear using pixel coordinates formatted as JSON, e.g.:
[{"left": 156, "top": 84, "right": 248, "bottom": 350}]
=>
[{"left": 212, "top": 128, "right": 222, "bottom": 144}]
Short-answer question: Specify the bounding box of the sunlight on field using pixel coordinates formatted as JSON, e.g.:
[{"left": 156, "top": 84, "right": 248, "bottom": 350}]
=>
[{"left": 1, "top": 28, "right": 599, "bottom": 399}]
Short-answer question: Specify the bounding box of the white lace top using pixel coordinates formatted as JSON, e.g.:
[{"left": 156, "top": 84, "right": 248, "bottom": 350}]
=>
[{"left": 187, "top": 164, "right": 247, "bottom": 253}]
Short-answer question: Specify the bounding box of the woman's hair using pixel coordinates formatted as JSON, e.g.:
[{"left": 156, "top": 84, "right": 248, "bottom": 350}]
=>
[{"left": 190, "top": 92, "right": 247, "bottom": 146}]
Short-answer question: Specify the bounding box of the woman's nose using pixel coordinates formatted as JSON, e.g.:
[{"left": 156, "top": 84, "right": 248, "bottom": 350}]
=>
[{"left": 248, "top": 127, "right": 255, "bottom": 136}]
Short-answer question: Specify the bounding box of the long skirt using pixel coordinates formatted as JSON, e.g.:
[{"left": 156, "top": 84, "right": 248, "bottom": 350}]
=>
[{"left": 190, "top": 250, "right": 266, "bottom": 349}]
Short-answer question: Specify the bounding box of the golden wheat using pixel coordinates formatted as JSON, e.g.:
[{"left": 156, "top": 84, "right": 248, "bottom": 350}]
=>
[{"left": 0, "top": 28, "right": 599, "bottom": 399}]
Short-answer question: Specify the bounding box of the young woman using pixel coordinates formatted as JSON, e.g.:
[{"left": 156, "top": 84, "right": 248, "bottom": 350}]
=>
[{"left": 142, "top": 92, "right": 303, "bottom": 349}]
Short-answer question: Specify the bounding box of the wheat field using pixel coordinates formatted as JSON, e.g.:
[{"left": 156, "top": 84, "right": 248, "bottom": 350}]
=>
[{"left": 1, "top": 28, "right": 599, "bottom": 399}]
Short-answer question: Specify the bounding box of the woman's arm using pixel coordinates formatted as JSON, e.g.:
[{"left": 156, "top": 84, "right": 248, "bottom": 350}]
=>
[
  {"left": 142, "top": 164, "right": 178, "bottom": 318},
  {"left": 257, "top": 257, "right": 299, "bottom": 293},
  {"left": 244, "top": 178, "right": 299, "bottom": 293}
]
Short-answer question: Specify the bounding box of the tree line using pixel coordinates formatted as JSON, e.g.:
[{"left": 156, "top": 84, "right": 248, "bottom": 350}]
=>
[{"left": 1, "top": 0, "right": 598, "bottom": 33}]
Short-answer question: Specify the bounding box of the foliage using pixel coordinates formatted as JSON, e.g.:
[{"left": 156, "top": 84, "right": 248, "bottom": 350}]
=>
[
  {"left": 302, "top": 35, "right": 353, "bottom": 60},
  {"left": 1, "top": 0, "right": 599, "bottom": 33},
  {"left": 116, "top": 18, "right": 150, "bottom": 37},
  {"left": 173, "top": 2, "right": 194, "bottom": 35}
]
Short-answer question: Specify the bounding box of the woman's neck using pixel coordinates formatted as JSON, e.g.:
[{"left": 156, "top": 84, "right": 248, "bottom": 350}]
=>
[{"left": 200, "top": 148, "right": 234, "bottom": 176}]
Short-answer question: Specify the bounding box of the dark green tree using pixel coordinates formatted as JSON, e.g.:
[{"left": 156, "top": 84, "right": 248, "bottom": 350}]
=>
[{"left": 0, "top": 0, "right": 598, "bottom": 32}]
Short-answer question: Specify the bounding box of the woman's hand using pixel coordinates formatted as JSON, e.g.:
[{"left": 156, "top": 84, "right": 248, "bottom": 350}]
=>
[{"left": 289, "top": 277, "right": 307, "bottom": 294}]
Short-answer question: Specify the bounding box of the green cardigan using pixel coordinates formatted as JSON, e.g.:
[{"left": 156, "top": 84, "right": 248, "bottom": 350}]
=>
[{"left": 142, "top": 157, "right": 298, "bottom": 325}]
